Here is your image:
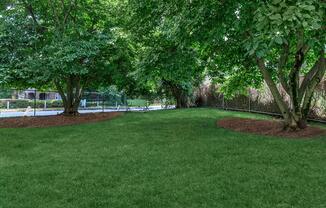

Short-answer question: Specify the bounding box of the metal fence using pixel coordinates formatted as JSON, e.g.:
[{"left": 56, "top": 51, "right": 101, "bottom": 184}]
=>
[
  {"left": 0, "top": 89, "right": 170, "bottom": 118},
  {"left": 2, "top": 87, "right": 325, "bottom": 123},
  {"left": 196, "top": 86, "right": 326, "bottom": 123}
]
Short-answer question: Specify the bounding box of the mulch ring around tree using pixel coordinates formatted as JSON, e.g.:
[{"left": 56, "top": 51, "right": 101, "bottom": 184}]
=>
[
  {"left": 217, "top": 117, "right": 326, "bottom": 139},
  {"left": 0, "top": 112, "right": 123, "bottom": 128}
]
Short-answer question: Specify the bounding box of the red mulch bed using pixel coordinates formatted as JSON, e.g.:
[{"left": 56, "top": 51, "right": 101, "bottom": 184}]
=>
[
  {"left": 0, "top": 112, "right": 123, "bottom": 128},
  {"left": 217, "top": 117, "right": 326, "bottom": 139}
]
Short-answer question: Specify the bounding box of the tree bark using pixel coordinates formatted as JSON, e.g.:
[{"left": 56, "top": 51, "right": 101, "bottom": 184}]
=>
[
  {"left": 256, "top": 57, "right": 292, "bottom": 121},
  {"left": 162, "top": 80, "right": 190, "bottom": 109},
  {"left": 174, "top": 90, "right": 189, "bottom": 108},
  {"left": 256, "top": 50, "right": 325, "bottom": 130},
  {"left": 175, "top": 93, "right": 189, "bottom": 108},
  {"left": 54, "top": 76, "right": 83, "bottom": 116},
  {"left": 171, "top": 86, "right": 190, "bottom": 109}
]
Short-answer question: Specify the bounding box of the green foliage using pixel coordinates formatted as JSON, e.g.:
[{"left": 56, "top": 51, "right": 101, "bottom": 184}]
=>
[
  {"left": 127, "top": 99, "right": 148, "bottom": 107},
  {"left": 49, "top": 100, "right": 64, "bottom": 108},
  {"left": 0, "top": 90, "right": 11, "bottom": 99},
  {"left": 0, "top": 0, "right": 134, "bottom": 91},
  {"left": 0, "top": 4, "right": 39, "bottom": 87},
  {"left": 0, "top": 99, "right": 64, "bottom": 109},
  {"left": 248, "top": 0, "right": 325, "bottom": 59},
  {"left": 1, "top": 0, "right": 324, "bottom": 109},
  {"left": 126, "top": 0, "right": 206, "bottom": 103}
]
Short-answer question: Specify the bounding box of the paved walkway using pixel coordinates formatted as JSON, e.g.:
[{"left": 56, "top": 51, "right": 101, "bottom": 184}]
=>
[{"left": 0, "top": 106, "right": 173, "bottom": 118}]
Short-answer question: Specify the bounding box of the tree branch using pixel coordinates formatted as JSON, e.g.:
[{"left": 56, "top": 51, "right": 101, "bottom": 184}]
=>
[
  {"left": 63, "top": 0, "right": 76, "bottom": 25},
  {"left": 48, "top": 0, "right": 62, "bottom": 32},
  {"left": 22, "top": 0, "right": 39, "bottom": 26},
  {"left": 299, "top": 51, "right": 325, "bottom": 100},
  {"left": 256, "top": 57, "right": 291, "bottom": 120},
  {"left": 300, "top": 53, "right": 326, "bottom": 117},
  {"left": 277, "top": 42, "right": 291, "bottom": 95},
  {"left": 54, "top": 80, "right": 67, "bottom": 104}
]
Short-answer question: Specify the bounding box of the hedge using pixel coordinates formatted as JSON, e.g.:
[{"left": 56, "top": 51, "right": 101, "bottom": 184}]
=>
[
  {"left": 0, "top": 99, "right": 128, "bottom": 109},
  {"left": 0, "top": 99, "right": 64, "bottom": 109}
]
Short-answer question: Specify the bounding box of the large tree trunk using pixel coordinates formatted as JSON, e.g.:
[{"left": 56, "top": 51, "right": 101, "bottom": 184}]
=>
[
  {"left": 256, "top": 49, "right": 325, "bottom": 130},
  {"left": 283, "top": 112, "right": 307, "bottom": 130},
  {"left": 62, "top": 94, "right": 82, "bottom": 116},
  {"left": 171, "top": 86, "right": 190, "bottom": 109},
  {"left": 162, "top": 80, "right": 191, "bottom": 109},
  {"left": 54, "top": 76, "right": 84, "bottom": 116},
  {"left": 175, "top": 93, "right": 189, "bottom": 108}
]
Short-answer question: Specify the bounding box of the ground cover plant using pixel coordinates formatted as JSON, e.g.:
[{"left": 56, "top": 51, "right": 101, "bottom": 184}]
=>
[{"left": 0, "top": 109, "right": 325, "bottom": 208}]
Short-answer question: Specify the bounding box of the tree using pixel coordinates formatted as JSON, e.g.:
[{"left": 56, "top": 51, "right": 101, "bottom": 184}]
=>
[
  {"left": 137, "top": 42, "right": 203, "bottom": 108},
  {"left": 127, "top": 0, "right": 205, "bottom": 108},
  {"left": 152, "top": 0, "right": 325, "bottom": 129},
  {"left": 244, "top": 0, "right": 325, "bottom": 129},
  {"left": 0, "top": 3, "right": 39, "bottom": 87},
  {"left": 1, "top": 0, "right": 133, "bottom": 115}
]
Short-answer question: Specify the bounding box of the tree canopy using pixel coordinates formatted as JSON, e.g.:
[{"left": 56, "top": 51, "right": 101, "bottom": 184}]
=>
[
  {"left": 1, "top": 0, "right": 134, "bottom": 115},
  {"left": 0, "top": 0, "right": 325, "bottom": 127}
]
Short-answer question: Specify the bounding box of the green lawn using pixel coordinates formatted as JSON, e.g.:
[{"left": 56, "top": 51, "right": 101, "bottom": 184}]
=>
[{"left": 0, "top": 109, "right": 325, "bottom": 208}]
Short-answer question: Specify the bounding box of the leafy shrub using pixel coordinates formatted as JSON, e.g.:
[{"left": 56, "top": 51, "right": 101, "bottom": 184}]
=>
[
  {"left": 11, "top": 100, "right": 30, "bottom": 108},
  {"left": 127, "top": 99, "right": 147, "bottom": 107},
  {"left": 49, "top": 100, "right": 63, "bottom": 108},
  {"left": 0, "top": 99, "right": 64, "bottom": 109},
  {"left": 0, "top": 91, "right": 12, "bottom": 99}
]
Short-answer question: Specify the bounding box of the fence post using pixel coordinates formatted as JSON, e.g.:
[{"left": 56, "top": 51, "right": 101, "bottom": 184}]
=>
[
  {"left": 102, "top": 93, "right": 105, "bottom": 113},
  {"left": 125, "top": 95, "right": 128, "bottom": 112},
  {"left": 222, "top": 94, "right": 227, "bottom": 110},
  {"left": 147, "top": 99, "right": 149, "bottom": 110},
  {"left": 248, "top": 89, "right": 251, "bottom": 112},
  {"left": 34, "top": 89, "right": 36, "bottom": 116},
  {"left": 115, "top": 95, "right": 118, "bottom": 110}
]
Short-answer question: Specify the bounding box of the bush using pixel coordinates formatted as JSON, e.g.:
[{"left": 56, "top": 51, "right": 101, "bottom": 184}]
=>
[
  {"left": 0, "top": 100, "right": 7, "bottom": 109},
  {"left": 0, "top": 99, "right": 64, "bottom": 109},
  {"left": 0, "top": 91, "right": 12, "bottom": 99},
  {"left": 11, "top": 100, "right": 30, "bottom": 109},
  {"left": 127, "top": 99, "right": 147, "bottom": 107},
  {"left": 49, "top": 100, "right": 63, "bottom": 108}
]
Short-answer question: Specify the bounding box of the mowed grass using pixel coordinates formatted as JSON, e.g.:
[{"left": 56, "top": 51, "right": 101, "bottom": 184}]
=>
[{"left": 0, "top": 109, "right": 325, "bottom": 208}]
